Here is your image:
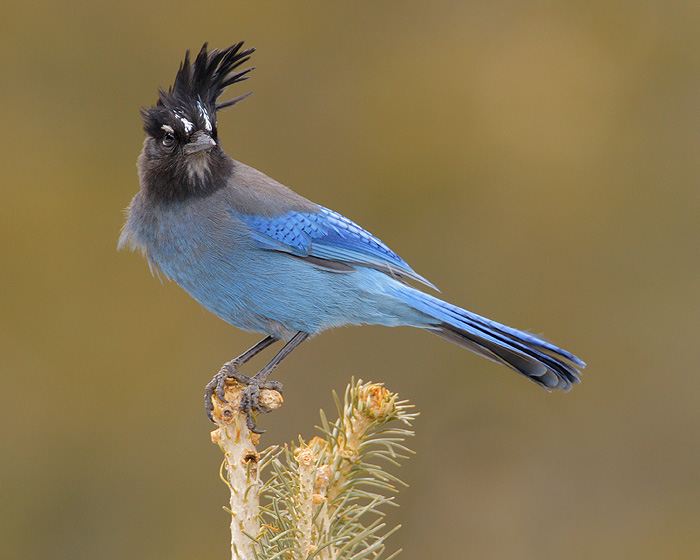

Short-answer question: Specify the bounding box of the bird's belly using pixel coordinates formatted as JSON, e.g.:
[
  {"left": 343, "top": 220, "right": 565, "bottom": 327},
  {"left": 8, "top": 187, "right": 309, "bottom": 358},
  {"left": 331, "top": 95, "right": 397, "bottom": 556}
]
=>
[{"left": 150, "top": 243, "right": 419, "bottom": 337}]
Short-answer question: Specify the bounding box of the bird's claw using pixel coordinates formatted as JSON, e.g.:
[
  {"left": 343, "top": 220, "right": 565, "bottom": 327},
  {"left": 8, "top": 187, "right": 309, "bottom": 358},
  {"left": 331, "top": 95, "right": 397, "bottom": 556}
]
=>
[
  {"left": 204, "top": 360, "right": 250, "bottom": 421},
  {"left": 205, "top": 361, "right": 283, "bottom": 433},
  {"left": 240, "top": 378, "right": 284, "bottom": 434}
]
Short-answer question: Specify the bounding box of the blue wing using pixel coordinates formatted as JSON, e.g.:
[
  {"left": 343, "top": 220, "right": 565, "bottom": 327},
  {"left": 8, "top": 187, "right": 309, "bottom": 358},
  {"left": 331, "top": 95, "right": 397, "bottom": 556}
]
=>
[{"left": 238, "top": 206, "right": 437, "bottom": 289}]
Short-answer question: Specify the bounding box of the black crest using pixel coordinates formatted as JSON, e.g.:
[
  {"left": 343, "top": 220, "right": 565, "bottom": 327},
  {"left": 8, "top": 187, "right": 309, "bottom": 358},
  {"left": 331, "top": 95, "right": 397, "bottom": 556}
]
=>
[
  {"left": 143, "top": 42, "right": 255, "bottom": 137},
  {"left": 166, "top": 42, "right": 255, "bottom": 110}
]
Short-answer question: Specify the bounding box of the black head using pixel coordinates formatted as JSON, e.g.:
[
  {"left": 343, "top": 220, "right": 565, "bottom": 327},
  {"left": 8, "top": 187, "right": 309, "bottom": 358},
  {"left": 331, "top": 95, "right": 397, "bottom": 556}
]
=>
[{"left": 139, "top": 42, "right": 255, "bottom": 202}]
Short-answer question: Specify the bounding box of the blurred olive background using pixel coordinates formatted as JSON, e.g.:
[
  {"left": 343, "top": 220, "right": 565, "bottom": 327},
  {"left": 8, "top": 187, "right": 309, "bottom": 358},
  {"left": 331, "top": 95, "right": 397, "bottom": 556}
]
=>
[{"left": 2, "top": 2, "right": 699, "bottom": 559}]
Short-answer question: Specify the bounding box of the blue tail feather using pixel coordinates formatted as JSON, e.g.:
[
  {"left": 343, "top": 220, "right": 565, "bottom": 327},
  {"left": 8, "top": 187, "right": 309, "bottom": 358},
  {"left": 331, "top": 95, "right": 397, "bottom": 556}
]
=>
[{"left": 390, "top": 286, "right": 584, "bottom": 390}]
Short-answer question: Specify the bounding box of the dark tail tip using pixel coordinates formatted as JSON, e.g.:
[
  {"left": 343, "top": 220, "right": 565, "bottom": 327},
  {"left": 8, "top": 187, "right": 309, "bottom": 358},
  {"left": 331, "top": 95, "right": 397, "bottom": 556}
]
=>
[{"left": 430, "top": 325, "right": 582, "bottom": 391}]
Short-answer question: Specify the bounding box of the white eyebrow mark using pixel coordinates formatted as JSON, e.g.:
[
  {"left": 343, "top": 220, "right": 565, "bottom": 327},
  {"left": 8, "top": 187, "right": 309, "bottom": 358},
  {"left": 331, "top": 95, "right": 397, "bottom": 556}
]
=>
[
  {"left": 197, "top": 100, "right": 212, "bottom": 132},
  {"left": 161, "top": 124, "right": 175, "bottom": 134},
  {"left": 180, "top": 117, "right": 194, "bottom": 133},
  {"left": 174, "top": 112, "right": 194, "bottom": 134}
]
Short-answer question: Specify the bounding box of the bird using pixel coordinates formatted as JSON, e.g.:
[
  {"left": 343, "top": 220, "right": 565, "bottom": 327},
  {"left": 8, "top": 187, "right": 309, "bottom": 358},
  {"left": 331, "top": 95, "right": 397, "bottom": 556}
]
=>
[{"left": 119, "top": 42, "right": 584, "bottom": 432}]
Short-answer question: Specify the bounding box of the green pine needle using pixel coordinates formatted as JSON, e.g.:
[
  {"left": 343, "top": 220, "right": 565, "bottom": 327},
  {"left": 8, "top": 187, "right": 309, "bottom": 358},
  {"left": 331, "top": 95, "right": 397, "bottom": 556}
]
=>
[{"left": 250, "top": 379, "right": 417, "bottom": 560}]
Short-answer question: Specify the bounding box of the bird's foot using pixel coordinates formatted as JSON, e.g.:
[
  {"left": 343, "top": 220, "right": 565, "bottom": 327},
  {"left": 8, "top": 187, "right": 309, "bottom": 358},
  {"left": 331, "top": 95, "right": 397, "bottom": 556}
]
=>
[
  {"left": 205, "top": 361, "right": 283, "bottom": 433},
  {"left": 239, "top": 377, "right": 284, "bottom": 434},
  {"left": 205, "top": 360, "right": 250, "bottom": 421}
]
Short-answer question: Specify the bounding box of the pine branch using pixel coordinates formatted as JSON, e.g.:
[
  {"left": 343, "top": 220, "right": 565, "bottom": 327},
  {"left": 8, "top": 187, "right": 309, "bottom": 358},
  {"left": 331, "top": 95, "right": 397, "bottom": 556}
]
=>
[
  {"left": 211, "top": 379, "right": 417, "bottom": 560},
  {"left": 210, "top": 379, "right": 284, "bottom": 560}
]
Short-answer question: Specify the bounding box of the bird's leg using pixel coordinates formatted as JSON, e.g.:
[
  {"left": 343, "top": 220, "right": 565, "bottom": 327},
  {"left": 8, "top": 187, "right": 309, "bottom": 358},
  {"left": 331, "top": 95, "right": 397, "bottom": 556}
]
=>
[
  {"left": 218, "top": 335, "right": 280, "bottom": 390},
  {"left": 205, "top": 335, "right": 278, "bottom": 420},
  {"left": 240, "top": 331, "right": 310, "bottom": 433}
]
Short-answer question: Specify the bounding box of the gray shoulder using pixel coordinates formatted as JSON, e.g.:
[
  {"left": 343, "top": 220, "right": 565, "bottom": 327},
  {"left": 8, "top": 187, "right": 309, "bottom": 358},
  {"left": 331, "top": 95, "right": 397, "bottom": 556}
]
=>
[
  {"left": 223, "top": 160, "right": 318, "bottom": 216},
  {"left": 118, "top": 191, "right": 149, "bottom": 253},
  {"left": 118, "top": 190, "right": 165, "bottom": 255}
]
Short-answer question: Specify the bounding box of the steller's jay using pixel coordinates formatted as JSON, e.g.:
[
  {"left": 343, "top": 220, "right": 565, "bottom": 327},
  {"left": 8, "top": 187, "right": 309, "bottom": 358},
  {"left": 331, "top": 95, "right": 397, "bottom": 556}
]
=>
[{"left": 119, "top": 43, "right": 584, "bottom": 432}]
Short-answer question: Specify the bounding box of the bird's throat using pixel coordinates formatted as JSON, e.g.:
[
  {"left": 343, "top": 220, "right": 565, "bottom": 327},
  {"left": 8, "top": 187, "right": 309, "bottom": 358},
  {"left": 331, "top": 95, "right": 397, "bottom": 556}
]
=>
[{"left": 187, "top": 153, "right": 211, "bottom": 182}]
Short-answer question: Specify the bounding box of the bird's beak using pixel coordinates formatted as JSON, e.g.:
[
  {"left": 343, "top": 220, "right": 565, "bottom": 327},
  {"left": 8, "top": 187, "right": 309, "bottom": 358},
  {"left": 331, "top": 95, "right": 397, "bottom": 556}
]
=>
[{"left": 183, "top": 132, "right": 216, "bottom": 155}]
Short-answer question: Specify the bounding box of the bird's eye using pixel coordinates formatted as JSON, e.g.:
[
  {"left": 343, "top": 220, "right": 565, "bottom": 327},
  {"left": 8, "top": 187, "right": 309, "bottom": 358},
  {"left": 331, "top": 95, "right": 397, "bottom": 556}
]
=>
[{"left": 162, "top": 132, "right": 175, "bottom": 147}]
